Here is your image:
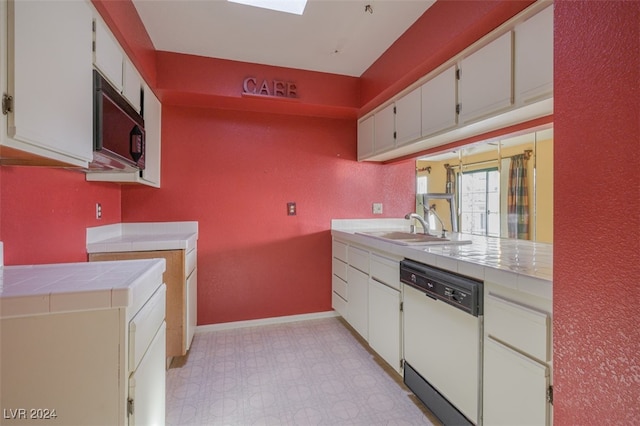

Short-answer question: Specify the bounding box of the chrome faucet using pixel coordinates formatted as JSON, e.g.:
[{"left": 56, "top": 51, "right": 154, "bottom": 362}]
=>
[
  {"left": 425, "top": 205, "right": 447, "bottom": 238},
  {"left": 404, "top": 213, "right": 430, "bottom": 235}
]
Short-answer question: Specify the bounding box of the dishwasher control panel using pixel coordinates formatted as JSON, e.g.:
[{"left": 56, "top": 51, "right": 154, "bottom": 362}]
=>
[{"left": 400, "top": 259, "right": 483, "bottom": 316}]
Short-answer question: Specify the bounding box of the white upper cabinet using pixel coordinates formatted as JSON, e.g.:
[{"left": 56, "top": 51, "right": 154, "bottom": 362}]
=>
[
  {"left": 374, "top": 103, "right": 396, "bottom": 154},
  {"left": 87, "top": 11, "right": 160, "bottom": 186},
  {"left": 93, "top": 16, "right": 142, "bottom": 112},
  {"left": 459, "top": 31, "right": 514, "bottom": 124},
  {"left": 515, "top": 5, "right": 553, "bottom": 104},
  {"left": 2, "top": 0, "right": 93, "bottom": 166},
  {"left": 357, "top": 115, "right": 374, "bottom": 160},
  {"left": 93, "top": 17, "right": 124, "bottom": 92},
  {"left": 354, "top": 3, "right": 552, "bottom": 162},
  {"left": 421, "top": 65, "right": 458, "bottom": 137},
  {"left": 140, "top": 85, "right": 161, "bottom": 187},
  {"left": 123, "top": 59, "right": 142, "bottom": 113},
  {"left": 395, "top": 86, "right": 422, "bottom": 146}
]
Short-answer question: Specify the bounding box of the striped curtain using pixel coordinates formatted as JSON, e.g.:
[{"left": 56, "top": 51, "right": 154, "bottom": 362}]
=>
[{"left": 507, "top": 154, "right": 529, "bottom": 239}]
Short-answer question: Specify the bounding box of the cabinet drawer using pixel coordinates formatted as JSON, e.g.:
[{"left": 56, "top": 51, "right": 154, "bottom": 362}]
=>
[
  {"left": 348, "top": 245, "right": 369, "bottom": 273},
  {"left": 129, "top": 284, "right": 166, "bottom": 372},
  {"left": 332, "top": 258, "right": 348, "bottom": 282},
  {"left": 186, "top": 248, "right": 197, "bottom": 277},
  {"left": 486, "top": 293, "right": 550, "bottom": 362},
  {"left": 332, "top": 274, "right": 347, "bottom": 300},
  {"left": 332, "top": 240, "right": 348, "bottom": 262},
  {"left": 370, "top": 253, "right": 400, "bottom": 290},
  {"left": 332, "top": 291, "right": 348, "bottom": 318}
]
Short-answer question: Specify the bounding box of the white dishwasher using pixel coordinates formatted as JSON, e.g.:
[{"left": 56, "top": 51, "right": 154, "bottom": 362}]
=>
[{"left": 401, "top": 259, "right": 484, "bottom": 425}]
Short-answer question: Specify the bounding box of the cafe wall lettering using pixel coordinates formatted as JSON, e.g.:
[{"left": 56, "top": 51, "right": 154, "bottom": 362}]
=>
[{"left": 242, "top": 77, "right": 298, "bottom": 99}]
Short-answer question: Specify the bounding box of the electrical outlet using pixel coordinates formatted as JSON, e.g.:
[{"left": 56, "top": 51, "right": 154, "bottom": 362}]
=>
[
  {"left": 287, "top": 202, "right": 297, "bottom": 216},
  {"left": 372, "top": 203, "right": 383, "bottom": 214},
  {"left": 96, "top": 203, "right": 102, "bottom": 219}
]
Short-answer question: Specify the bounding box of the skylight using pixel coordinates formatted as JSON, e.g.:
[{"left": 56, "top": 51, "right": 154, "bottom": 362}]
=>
[{"left": 228, "top": 0, "right": 307, "bottom": 15}]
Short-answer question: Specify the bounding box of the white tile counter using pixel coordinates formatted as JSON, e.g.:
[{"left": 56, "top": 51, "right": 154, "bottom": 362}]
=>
[
  {"left": 0, "top": 258, "right": 166, "bottom": 319},
  {"left": 86, "top": 221, "right": 198, "bottom": 253},
  {"left": 332, "top": 218, "right": 552, "bottom": 300}
]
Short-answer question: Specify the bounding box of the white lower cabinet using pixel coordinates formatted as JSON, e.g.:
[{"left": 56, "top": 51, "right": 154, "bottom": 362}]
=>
[
  {"left": 483, "top": 337, "right": 549, "bottom": 426},
  {"left": 483, "top": 283, "right": 553, "bottom": 425},
  {"left": 185, "top": 267, "right": 198, "bottom": 352},
  {"left": 332, "top": 238, "right": 403, "bottom": 374},
  {"left": 129, "top": 322, "right": 166, "bottom": 426},
  {"left": 0, "top": 284, "right": 166, "bottom": 425},
  {"left": 89, "top": 248, "right": 197, "bottom": 358},
  {"left": 368, "top": 278, "right": 401, "bottom": 373},
  {"left": 347, "top": 265, "right": 369, "bottom": 340},
  {"left": 331, "top": 240, "right": 349, "bottom": 318}
]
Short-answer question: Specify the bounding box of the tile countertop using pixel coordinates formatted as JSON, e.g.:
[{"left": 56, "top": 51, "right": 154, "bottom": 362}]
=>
[
  {"left": 86, "top": 221, "right": 198, "bottom": 253},
  {"left": 332, "top": 219, "right": 553, "bottom": 300},
  {"left": 0, "top": 258, "right": 166, "bottom": 319}
]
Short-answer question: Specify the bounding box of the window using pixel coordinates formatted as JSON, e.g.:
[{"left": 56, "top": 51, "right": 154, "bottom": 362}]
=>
[
  {"left": 417, "top": 175, "right": 428, "bottom": 195},
  {"left": 459, "top": 168, "right": 500, "bottom": 236}
]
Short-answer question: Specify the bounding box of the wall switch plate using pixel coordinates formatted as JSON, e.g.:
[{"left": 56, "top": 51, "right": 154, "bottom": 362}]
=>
[
  {"left": 287, "top": 202, "right": 296, "bottom": 216},
  {"left": 372, "top": 203, "right": 383, "bottom": 214},
  {"left": 96, "top": 203, "right": 102, "bottom": 219}
]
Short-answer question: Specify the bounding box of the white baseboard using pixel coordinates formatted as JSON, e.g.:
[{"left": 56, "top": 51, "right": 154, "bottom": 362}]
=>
[{"left": 195, "top": 310, "right": 339, "bottom": 334}]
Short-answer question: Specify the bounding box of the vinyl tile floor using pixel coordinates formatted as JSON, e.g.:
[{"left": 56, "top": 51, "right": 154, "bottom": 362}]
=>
[{"left": 166, "top": 316, "right": 440, "bottom": 426}]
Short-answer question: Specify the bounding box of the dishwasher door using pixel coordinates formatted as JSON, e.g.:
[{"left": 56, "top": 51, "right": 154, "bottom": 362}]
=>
[{"left": 403, "top": 284, "right": 482, "bottom": 424}]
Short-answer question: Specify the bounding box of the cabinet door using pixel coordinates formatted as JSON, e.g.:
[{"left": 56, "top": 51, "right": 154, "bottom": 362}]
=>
[
  {"left": 515, "top": 6, "right": 553, "bottom": 104},
  {"left": 368, "top": 279, "right": 401, "bottom": 373},
  {"left": 123, "top": 59, "right": 142, "bottom": 112},
  {"left": 140, "top": 85, "right": 161, "bottom": 186},
  {"left": 347, "top": 266, "right": 369, "bottom": 341},
  {"left": 459, "top": 31, "right": 513, "bottom": 124},
  {"left": 185, "top": 268, "right": 197, "bottom": 352},
  {"left": 8, "top": 0, "right": 93, "bottom": 165},
  {"left": 128, "top": 323, "right": 166, "bottom": 426},
  {"left": 395, "top": 86, "right": 421, "bottom": 146},
  {"left": 484, "top": 337, "right": 550, "bottom": 425},
  {"left": 357, "top": 115, "right": 374, "bottom": 160},
  {"left": 374, "top": 103, "right": 396, "bottom": 154},
  {"left": 421, "top": 65, "right": 458, "bottom": 136},
  {"left": 93, "top": 17, "right": 123, "bottom": 91}
]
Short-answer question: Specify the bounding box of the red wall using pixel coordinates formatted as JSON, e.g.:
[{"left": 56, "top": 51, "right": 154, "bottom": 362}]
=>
[
  {"left": 0, "top": 167, "right": 121, "bottom": 265},
  {"left": 553, "top": 1, "right": 640, "bottom": 423},
  {"left": 121, "top": 106, "right": 414, "bottom": 324}
]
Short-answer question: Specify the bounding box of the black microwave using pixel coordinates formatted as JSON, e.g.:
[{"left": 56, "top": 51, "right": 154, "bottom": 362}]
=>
[{"left": 90, "top": 69, "right": 145, "bottom": 172}]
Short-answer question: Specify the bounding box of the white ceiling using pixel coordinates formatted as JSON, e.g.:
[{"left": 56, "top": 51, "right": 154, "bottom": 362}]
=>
[{"left": 132, "top": 0, "right": 435, "bottom": 77}]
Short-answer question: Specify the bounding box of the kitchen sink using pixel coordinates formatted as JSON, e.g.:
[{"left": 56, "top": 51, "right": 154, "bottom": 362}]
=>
[{"left": 356, "top": 231, "right": 471, "bottom": 246}]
